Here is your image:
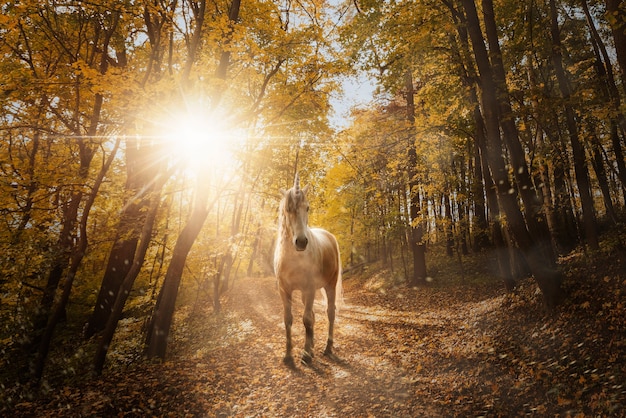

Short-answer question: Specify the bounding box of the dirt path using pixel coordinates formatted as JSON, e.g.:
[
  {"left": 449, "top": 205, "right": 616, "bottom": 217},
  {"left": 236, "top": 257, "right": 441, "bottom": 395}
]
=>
[
  {"left": 163, "top": 275, "right": 505, "bottom": 417},
  {"left": 13, "top": 271, "right": 623, "bottom": 416}
]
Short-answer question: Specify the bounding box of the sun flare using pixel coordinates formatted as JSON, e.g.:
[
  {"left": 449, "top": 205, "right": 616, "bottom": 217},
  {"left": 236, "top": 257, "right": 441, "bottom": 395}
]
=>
[{"left": 163, "top": 109, "right": 241, "bottom": 173}]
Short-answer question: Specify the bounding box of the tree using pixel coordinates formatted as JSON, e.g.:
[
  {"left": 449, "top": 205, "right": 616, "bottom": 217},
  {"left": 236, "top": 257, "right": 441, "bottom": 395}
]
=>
[
  {"left": 34, "top": 138, "right": 121, "bottom": 380},
  {"left": 459, "top": 0, "right": 564, "bottom": 307},
  {"left": 405, "top": 71, "right": 428, "bottom": 285},
  {"left": 145, "top": 0, "right": 241, "bottom": 360},
  {"left": 84, "top": 0, "right": 179, "bottom": 340},
  {"left": 548, "top": 0, "right": 599, "bottom": 250}
]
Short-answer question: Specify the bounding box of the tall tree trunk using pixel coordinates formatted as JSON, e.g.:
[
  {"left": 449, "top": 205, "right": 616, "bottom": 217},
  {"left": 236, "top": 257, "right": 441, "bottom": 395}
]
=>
[
  {"left": 550, "top": 119, "right": 580, "bottom": 251},
  {"left": 145, "top": 0, "right": 241, "bottom": 359},
  {"left": 605, "top": 0, "right": 626, "bottom": 97},
  {"left": 30, "top": 11, "right": 119, "bottom": 348},
  {"left": 471, "top": 137, "right": 489, "bottom": 250},
  {"left": 549, "top": 0, "right": 599, "bottom": 250},
  {"left": 455, "top": 158, "right": 469, "bottom": 255},
  {"left": 525, "top": 60, "right": 561, "bottom": 255},
  {"left": 145, "top": 182, "right": 211, "bottom": 358},
  {"left": 447, "top": 3, "right": 514, "bottom": 291},
  {"left": 475, "top": 96, "right": 515, "bottom": 291},
  {"left": 482, "top": 0, "right": 554, "bottom": 259},
  {"left": 405, "top": 70, "right": 427, "bottom": 286},
  {"left": 31, "top": 116, "right": 98, "bottom": 352},
  {"left": 84, "top": 138, "right": 162, "bottom": 339},
  {"left": 589, "top": 131, "right": 618, "bottom": 223},
  {"left": 461, "top": 0, "right": 563, "bottom": 307},
  {"left": 583, "top": 0, "right": 626, "bottom": 200},
  {"left": 444, "top": 192, "right": 454, "bottom": 257},
  {"left": 93, "top": 182, "right": 163, "bottom": 374},
  {"left": 33, "top": 138, "right": 120, "bottom": 380}
]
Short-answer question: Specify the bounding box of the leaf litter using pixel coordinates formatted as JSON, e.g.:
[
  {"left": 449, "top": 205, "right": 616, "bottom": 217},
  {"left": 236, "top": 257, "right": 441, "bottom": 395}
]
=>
[{"left": 3, "top": 249, "right": 625, "bottom": 417}]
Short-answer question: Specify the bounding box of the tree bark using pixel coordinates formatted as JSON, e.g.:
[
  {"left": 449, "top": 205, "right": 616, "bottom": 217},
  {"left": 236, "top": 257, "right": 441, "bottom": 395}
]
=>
[
  {"left": 471, "top": 136, "right": 489, "bottom": 251},
  {"left": 444, "top": 192, "right": 454, "bottom": 257},
  {"left": 549, "top": 0, "right": 599, "bottom": 250},
  {"left": 145, "top": 185, "right": 211, "bottom": 358},
  {"left": 84, "top": 139, "right": 163, "bottom": 339},
  {"left": 94, "top": 181, "right": 163, "bottom": 374},
  {"left": 461, "top": 0, "right": 563, "bottom": 307},
  {"left": 447, "top": 5, "right": 514, "bottom": 287},
  {"left": 605, "top": 0, "right": 626, "bottom": 97},
  {"left": 481, "top": 0, "right": 554, "bottom": 258},
  {"left": 405, "top": 70, "right": 427, "bottom": 286},
  {"left": 583, "top": 0, "right": 626, "bottom": 200},
  {"left": 33, "top": 138, "right": 120, "bottom": 380},
  {"left": 145, "top": 0, "right": 241, "bottom": 359}
]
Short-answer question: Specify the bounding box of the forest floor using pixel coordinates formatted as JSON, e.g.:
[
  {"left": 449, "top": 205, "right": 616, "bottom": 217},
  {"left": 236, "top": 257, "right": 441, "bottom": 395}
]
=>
[{"left": 3, "top": 249, "right": 626, "bottom": 417}]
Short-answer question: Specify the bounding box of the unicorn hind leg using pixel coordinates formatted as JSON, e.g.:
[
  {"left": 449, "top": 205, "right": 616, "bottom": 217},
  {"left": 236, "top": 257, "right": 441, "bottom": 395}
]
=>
[
  {"left": 280, "top": 287, "right": 295, "bottom": 368},
  {"left": 324, "top": 284, "right": 336, "bottom": 356}
]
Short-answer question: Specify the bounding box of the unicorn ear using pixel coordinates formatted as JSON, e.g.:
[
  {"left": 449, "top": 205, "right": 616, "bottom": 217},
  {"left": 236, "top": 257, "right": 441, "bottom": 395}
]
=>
[
  {"left": 279, "top": 189, "right": 287, "bottom": 198},
  {"left": 302, "top": 184, "right": 310, "bottom": 194}
]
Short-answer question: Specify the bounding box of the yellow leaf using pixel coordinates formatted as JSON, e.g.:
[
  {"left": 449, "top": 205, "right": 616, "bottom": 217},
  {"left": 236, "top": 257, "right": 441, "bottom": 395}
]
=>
[{"left": 557, "top": 396, "right": 571, "bottom": 406}]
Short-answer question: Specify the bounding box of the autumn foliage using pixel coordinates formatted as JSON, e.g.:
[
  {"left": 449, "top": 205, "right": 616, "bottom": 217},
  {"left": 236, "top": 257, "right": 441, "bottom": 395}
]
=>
[{"left": 2, "top": 0, "right": 626, "bottom": 415}]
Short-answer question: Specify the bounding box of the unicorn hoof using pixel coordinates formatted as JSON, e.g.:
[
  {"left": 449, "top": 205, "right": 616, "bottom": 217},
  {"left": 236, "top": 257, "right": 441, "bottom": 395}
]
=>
[
  {"left": 301, "top": 352, "right": 314, "bottom": 366},
  {"left": 283, "top": 355, "right": 296, "bottom": 369},
  {"left": 324, "top": 351, "right": 340, "bottom": 362}
]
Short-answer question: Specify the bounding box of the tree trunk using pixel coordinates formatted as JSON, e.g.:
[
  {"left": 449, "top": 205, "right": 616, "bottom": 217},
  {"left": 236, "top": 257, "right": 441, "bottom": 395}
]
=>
[
  {"left": 525, "top": 59, "right": 562, "bottom": 255},
  {"left": 94, "top": 183, "right": 162, "bottom": 374},
  {"left": 33, "top": 138, "right": 120, "bottom": 380},
  {"left": 444, "top": 192, "right": 454, "bottom": 257},
  {"left": 471, "top": 137, "right": 489, "bottom": 250},
  {"left": 482, "top": 0, "right": 554, "bottom": 260},
  {"left": 145, "top": 188, "right": 211, "bottom": 358},
  {"left": 405, "top": 70, "right": 427, "bottom": 286},
  {"left": 590, "top": 134, "right": 618, "bottom": 223},
  {"left": 455, "top": 158, "right": 469, "bottom": 255},
  {"left": 84, "top": 139, "right": 163, "bottom": 339},
  {"left": 475, "top": 97, "right": 515, "bottom": 291},
  {"left": 145, "top": 0, "right": 241, "bottom": 359},
  {"left": 605, "top": 0, "right": 626, "bottom": 97},
  {"left": 583, "top": 0, "right": 626, "bottom": 201},
  {"left": 448, "top": 6, "right": 515, "bottom": 287},
  {"left": 549, "top": 0, "right": 599, "bottom": 250},
  {"left": 461, "top": 0, "right": 563, "bottom": 307}
]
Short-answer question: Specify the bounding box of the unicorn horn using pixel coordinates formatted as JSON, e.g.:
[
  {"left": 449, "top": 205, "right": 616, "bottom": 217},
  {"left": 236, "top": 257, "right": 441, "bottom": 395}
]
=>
[{"left": 294, "top": 172, "right": 300, "bottom": 191}]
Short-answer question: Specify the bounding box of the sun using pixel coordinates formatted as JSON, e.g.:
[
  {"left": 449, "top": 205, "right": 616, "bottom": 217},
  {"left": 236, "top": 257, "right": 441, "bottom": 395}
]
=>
[{"left": 162, "top": 108, "right": 241, "bottom": 173}]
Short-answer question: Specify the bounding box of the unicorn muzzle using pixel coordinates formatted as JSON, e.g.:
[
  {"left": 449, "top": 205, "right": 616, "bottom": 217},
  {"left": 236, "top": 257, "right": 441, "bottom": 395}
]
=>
[{"left": 294, "top": 236, "right": 309, "bottom": 251}]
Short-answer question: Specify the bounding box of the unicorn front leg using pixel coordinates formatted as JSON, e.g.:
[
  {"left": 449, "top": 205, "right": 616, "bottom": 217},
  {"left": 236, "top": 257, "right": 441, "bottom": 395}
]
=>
[
  {"left": 280, "top": 287, "right": 295, "bottom": 368},
  {"left": 301, "top": 289, "right": 316, "bottom": 365}
]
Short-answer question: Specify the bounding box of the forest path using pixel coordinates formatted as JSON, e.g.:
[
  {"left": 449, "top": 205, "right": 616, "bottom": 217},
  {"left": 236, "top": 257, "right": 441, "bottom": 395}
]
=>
[
  {"left": 168, "top": 274, "right": 505, "bottom": 417},
  {"left": 10, "top": 274, "right": 514, "bottom": 417},
  {"left": 10, "top": 262, "right": 625, "bottom": 416}
]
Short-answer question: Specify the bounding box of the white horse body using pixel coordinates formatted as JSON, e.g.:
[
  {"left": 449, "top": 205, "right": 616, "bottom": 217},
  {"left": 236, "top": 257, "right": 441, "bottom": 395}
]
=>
[
  {"left": 274, "top": 227, "right": 340, "bottom": 292},
  {"left": 274, "top": 175, "right": 342, "bottom": 367}
]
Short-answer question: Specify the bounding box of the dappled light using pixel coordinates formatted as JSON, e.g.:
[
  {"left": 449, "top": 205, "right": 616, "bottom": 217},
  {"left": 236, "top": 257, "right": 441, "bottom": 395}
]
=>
[
  {"left": 11, "top": 266, "right": 624, "bottom": 416},
  {"left": 2, "top": 0, "right": 626, "bottom": 416}
]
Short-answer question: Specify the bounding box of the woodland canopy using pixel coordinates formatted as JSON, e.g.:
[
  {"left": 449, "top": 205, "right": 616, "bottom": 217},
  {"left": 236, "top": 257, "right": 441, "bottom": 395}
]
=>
[{"left": 1, "top": 0, "right": 625, "bottom": 415}]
